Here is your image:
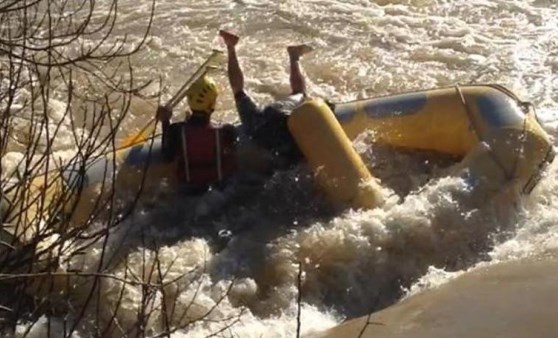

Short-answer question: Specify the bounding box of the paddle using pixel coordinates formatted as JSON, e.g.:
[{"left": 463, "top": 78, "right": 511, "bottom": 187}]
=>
[{"left": 118, "top": 49, "right": 224, "bottom": 149}]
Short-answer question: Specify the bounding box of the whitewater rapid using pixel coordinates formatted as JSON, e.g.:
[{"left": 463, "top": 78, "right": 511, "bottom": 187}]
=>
[{"left": 9, "top": 0, "right": 558, "bottom": 337}]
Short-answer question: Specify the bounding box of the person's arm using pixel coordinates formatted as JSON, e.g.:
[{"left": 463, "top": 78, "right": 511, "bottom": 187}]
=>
[
  {"left": 156, "top": 105, "right": 172, "bottom": 123},
  {"left": 234, "top": 91, "right": 270, "bottom": 135},
  {"left": 156, "top": 106, "right": 177, "bottom": 161}
]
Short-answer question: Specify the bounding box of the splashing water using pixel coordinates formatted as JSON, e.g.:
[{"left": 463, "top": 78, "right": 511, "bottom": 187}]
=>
[{"left": 10, "top": 0, "right": 558, "bottom": 336}]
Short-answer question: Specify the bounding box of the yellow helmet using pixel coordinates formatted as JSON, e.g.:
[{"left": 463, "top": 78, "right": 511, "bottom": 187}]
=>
[{"left": 186, "top": 75, "right": 218, "bottom": 115}]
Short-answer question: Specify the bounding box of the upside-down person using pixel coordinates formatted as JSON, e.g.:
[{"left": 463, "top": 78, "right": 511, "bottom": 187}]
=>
[
  {"left": 156, "top": 75, "right": 237, "bottom": 195},
  {"left": 219, "top": 29, "right": 315, "bottom": 172}
]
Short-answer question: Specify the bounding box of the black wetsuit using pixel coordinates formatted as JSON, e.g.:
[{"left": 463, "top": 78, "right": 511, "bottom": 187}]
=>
[{"left": 234, "top": 91, "right": 305, "bottom": 171}]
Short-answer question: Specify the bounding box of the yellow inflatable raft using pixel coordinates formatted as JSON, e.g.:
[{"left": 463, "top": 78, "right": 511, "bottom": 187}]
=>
[
  {"left": 2, "top": 84, "right": 554, "bottom": 248},
  {"left": 1, "top": 137, "right": 177, "bottom": 248},
  {"left": 289, "top": 84, "right": 554, "bottom": 209}
]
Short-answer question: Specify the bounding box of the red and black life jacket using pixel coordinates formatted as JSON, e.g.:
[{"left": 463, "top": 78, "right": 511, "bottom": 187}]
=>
[{"left": 176, "top": 123, "right": 237, "bottom": 186}]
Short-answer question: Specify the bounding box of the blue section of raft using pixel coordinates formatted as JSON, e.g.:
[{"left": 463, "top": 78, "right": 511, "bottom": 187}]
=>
[
  {"left": 362, "top": 93, "right": 428, "bottom": 118},
  {"left": 334, "top": 87, "right": 527, "bottom": 129},
  {"left": 124, "top": 138, "right": 165, "bottom": 167},
  {"left": 475, "top": 92, "right": 524, "bottom": 128},
  {"left": 334, "top": 93, "right": 428, "bottom": 122}
]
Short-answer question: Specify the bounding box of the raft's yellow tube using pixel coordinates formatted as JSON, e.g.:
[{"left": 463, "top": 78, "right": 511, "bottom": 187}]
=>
[
  {"left": 288, "top": 98, "right": 384, "bottom": 209},
  {"left": 0, "top": 137, "right": 180, "bottom": 297},
  {"left": 335, "top": 87, "right": 479, "bottom": 156},
  {"left": 334, "top": 84, "right": 554, "bottom": 198},
  {"left": 3, "top": 84, "right": 553, "bottom": 245},
  {"left": 1, "top": 137, "right": 177, "bottom": 247}
]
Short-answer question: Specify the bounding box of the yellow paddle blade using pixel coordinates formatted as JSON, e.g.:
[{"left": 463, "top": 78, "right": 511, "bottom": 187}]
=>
[{"left": 118, "top": 118, "right": 157, "bottom": 149}]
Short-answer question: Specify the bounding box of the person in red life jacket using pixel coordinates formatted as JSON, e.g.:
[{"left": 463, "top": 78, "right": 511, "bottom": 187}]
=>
[
  {"left": 219, "top": 29, "right": 315, "bottom": 173},
  {"left": 156, "top": 75, "right": 237, "bottom": 195}
]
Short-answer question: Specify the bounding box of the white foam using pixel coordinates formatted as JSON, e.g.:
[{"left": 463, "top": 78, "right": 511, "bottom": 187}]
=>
[{"left": 7, "top": 0, "right": 558, "bottom": 336}]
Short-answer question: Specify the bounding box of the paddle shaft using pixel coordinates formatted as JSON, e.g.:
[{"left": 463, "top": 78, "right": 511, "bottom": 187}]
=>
[
  {"left": 120, "top": 50, "right": 224, "bottom": 148},
  {"left": 165, "top": 49, "right": 223, "bottom": 110}
]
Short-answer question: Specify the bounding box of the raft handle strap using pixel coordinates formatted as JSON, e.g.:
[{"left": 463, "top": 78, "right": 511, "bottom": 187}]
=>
[
  {"left": 520, "top": 101, "right": 544, "bottom": 126},
  {"left": 215, "top": 128, "right": 223, "bottom": 182},
  {"left": 455, "top": 85, "right": 483, "bottom": 141},
  {"left": 484, "top": 84, "right": 550, "bottom": 193},
  {"left": 522, "top": 146, "right": 555, "bottom": 194},
  {"left": 487, "top": 84, "right": 523, "bottom": 103},
  {"left": 508, "top": 115, "right": 529, "bottom": 186},
  {"left": 487, "top": 84, "right": 542, "bottom": 122},
  {"left": 455, "top": 85, "right": 512, "bottom": 181},
  {"left": 180, "top": 128, "right": 191, "bottom": 183}
]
